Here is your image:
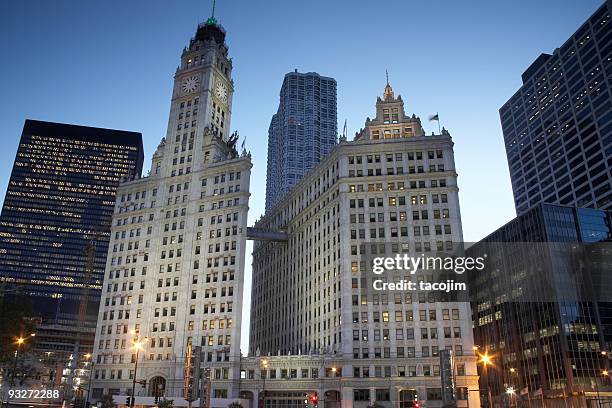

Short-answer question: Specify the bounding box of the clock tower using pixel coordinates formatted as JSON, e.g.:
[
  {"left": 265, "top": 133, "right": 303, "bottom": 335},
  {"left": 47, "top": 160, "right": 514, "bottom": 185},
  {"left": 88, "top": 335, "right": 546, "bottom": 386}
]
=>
[
  {"left": 92, "top": 13, "right": 252, "bottom": 402},
  {"left": 152, "top": 15, "right": 237, "bottom": 178}
]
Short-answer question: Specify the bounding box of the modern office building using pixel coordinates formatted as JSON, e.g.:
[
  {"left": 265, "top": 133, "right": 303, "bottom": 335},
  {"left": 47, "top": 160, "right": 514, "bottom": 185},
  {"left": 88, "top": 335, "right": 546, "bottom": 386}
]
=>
[
  {"left": 467, "top": 203, "right": 612, "bottom": 407},
  {"left": 0, "top": 119, "right": 143, "bottom": 358},
  {"left": 250, "top": 83, "right": 479, "bottom": 407},
  {"left": 90, "top": 16, "right": 252, "bottom": 404},
  {"left": 499, "top": 1, "right": 612, "bottom": 215},
  {"left": 265, "top": 70, "right": 337, "bottom": 210}
]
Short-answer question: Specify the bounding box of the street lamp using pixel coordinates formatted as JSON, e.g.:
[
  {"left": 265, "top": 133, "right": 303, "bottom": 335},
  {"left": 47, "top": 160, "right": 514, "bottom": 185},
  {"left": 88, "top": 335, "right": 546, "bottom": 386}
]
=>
[
  {"left": 10, "top": 333, "right": 35, "bottom": 386},
  {"left": 508, "top": 368, "right": 519, "bottom": 399},
  {"left": 331, "top": 367, "right": 342, "bottom": 408},
  {"left": 603, "top": 369, "right": 610, "bottom": 387},
  {"left": 478, "top": 352, "right": 494, "bottom": 408},
  {"left": 506, "top": 387, "right": 516, "bottom": 408},
  {"left": 84, "top": 353, "right": 94, "bottom": 408},
  {"left": 479, "top": 352, "right": 493, "bottom": 367},
  {"left": 131, "top": 336, "right": 148, "bottom": 408}
]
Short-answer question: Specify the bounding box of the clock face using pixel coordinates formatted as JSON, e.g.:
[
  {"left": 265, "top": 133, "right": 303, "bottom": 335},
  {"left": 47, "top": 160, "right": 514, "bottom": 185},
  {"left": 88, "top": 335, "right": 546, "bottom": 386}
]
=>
[
  {"left": 215, "top": 81, "right": 228, "bottom": 103},
  {"left": 181, "top": 76, "right": 199, "bottom": 93}
]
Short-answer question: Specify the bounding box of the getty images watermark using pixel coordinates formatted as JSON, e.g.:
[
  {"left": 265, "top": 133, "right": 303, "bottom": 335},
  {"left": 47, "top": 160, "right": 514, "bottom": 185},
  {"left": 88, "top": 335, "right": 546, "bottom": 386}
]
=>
[{"left": 371, "top": 254, "right": 487, "bottom": 293}]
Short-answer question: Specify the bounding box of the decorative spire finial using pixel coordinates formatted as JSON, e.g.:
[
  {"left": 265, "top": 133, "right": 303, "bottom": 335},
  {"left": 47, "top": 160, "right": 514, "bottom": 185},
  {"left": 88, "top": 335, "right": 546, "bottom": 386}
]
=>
[
  {"left": 206, "top": 0, "right": 218, "bottom": 25},
  {"left": 383, "top": 70, "right": 394, "bottom": 100}
]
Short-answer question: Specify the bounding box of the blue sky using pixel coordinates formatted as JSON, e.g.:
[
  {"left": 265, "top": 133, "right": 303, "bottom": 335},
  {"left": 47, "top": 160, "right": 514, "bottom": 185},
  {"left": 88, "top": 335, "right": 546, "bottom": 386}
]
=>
[{"left": 0, "top": 0, "right": 603, "bottom": 352}]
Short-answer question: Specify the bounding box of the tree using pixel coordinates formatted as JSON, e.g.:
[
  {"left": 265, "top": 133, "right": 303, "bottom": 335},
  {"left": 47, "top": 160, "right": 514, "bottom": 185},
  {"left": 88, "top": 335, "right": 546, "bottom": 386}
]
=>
[
  {"left": 158, "top": 398, "right": 174, "bottom": 408},
  {"left": 99, "top": 394, "right": 117, "bottom": 408},
  {"left": 0, "top": 294, "right": 35, "bottom": 362}
]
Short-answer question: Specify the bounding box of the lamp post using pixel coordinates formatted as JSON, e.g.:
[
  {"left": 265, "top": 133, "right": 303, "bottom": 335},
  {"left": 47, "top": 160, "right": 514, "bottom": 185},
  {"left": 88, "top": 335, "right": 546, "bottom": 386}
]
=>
[
  {"left": 478, "top": 352, "right": 493, "bottom": 408},
  {"left": 603, "top": 351, "right": 610, "bottom": 383},
  {"left": 331, "top": 367, "right": 341, "bottom": 408},
  {"left": 10, "top": 333, "right": 35, "bottom": 386},
  {"left": 506, "top": 387, "right": 516, "bottom": 408},
  {"left": 260, "top": 358, "right": 268, "bottom": 408},
  {"left": 84, "top": 353, "right": 93, "bottom": 408},
  {"left": 599, "top": 369, "right": 610, "bottom": 401},
  {"left": 131, "top": 335, "right": 147, "bottom": 408}
]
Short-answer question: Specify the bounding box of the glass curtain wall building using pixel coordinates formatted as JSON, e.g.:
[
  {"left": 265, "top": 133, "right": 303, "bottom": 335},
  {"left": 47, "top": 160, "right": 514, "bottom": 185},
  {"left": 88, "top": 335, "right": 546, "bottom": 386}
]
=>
[
  {"left": 499, "top": 2, "right": 612, "bottom": 215},
  {"left": 467, "top": 203, "right": 612, "bottom": 405},
  {"left": 0, "top": 119, "right": 143, "bottom": 355}
]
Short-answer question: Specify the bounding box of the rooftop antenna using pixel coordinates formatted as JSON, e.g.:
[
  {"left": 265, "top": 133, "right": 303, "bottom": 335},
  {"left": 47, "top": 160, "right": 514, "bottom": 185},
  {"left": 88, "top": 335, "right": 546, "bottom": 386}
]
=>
[{"left": 386, "top": 69, "right": 389, "bottom": 86}]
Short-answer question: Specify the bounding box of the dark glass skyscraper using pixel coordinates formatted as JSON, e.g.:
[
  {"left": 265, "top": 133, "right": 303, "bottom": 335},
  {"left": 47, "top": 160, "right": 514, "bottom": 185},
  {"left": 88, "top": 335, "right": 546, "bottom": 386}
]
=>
[
  {"left": 499, "top": 2, "right": 612, "bottom": 215},
  {"left": 265, "top": 70, "right": 337, "bottom": 210},
  {"left": 467, "top": 203, "right": 612, "bottom": 406},
  {"left": 0, "top": 119, "right": 143, "bottom": 355}
]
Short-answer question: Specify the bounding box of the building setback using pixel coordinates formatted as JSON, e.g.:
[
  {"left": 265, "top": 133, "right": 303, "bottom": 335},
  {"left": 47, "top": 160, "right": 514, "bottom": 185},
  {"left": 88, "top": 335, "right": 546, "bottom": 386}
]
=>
[
  {"left": 90, "top": 17, "right": 252, "bottom": 403},
  {"left": 265, "top": 70, "right": 337, "bottom": 211},
  {"left": 251, "top": 83, "right": 479, "bottom": 407},
  {"left": 500, "top": 1, "right": 612, "bottom": 215},
  {"left": 467, "top": 203, "right": 612, "bottom": 406},
  {"left": 0, "top": 119, "right": 143, "bottom": 357}
]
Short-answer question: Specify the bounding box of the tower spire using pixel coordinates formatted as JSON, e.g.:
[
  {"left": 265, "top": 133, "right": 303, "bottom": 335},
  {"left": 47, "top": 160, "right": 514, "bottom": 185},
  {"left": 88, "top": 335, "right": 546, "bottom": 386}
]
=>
[
  {"left": 383, "top": 70, "right": 394, "bottom": 100},
  {"left": 206, "top": 0, "right": 218, "bottom": 25}
]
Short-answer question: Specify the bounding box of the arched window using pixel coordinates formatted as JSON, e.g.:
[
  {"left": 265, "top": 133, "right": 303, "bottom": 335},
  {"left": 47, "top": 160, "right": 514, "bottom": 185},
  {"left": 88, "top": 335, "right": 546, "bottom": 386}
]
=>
[{"left": 148, "top": 376, "right": 166, "bottom": 397}]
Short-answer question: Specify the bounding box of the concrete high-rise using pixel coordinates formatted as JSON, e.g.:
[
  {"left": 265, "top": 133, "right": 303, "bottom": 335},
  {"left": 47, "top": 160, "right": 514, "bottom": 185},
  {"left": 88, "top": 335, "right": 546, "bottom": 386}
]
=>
[
  {"left": 251, "top": 83, "right": 479, "bottom": 407},
  {"left": 499, "top": 1, "right": 612, "bottom": 215},
  {"left": 265, "top": 71, "right": 337, "bottom": 210},
  {"left": 0, "top": 119, "right": 143, "bottom": 358},
  {"left": 90, "top": 16, "right": 252, "bottom": 404}
]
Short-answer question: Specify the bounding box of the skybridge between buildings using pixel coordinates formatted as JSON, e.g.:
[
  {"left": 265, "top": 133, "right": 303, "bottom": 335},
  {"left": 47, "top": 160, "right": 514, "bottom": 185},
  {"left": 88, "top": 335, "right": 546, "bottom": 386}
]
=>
[{"left": 246, "top": 227, "right": 288, "bottom": 242}]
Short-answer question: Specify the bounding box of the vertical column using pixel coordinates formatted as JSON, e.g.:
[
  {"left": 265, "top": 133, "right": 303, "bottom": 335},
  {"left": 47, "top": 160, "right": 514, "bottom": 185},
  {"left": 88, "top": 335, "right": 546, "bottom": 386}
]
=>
[
  {"left": 251, "top": 390, "right": 259, "bottom": 408},
  {"left": 317, "top": 387, "right": 325, "bottom": 408},
  {"left": 341, "top": 386, "right": 353, "bottom": 408},
  {"left": 370, "top": 387, "right": 377, "bottom": 406}
]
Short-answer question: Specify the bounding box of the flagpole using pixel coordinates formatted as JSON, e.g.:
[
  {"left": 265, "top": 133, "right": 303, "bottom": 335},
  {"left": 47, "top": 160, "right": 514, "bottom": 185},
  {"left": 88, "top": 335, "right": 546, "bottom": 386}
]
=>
[{"left": 437, "top": 112, "right": 441, "bottom": 134}]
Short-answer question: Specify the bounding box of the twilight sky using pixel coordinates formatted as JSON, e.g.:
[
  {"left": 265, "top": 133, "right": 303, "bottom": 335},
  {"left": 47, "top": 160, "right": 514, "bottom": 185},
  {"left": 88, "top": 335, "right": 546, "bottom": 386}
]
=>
[{"left": 0, "top": 0, "right": 603, "bottom": 352}]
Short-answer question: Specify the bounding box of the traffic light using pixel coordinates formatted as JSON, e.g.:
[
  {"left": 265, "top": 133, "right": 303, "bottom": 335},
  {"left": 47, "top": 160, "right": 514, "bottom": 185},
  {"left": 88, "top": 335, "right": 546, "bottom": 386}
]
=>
[
  {"left": 413, "top": 400, "right": 420, "bottom": 408},
  {"left": 310, "top": 392, "right": 318, "bottom": 407},
  {"left": 125, "top": 397, "right": 132, "bottom": 407},
  {"left": 155, "top": 395, "right": 159, "bottom": 404}
]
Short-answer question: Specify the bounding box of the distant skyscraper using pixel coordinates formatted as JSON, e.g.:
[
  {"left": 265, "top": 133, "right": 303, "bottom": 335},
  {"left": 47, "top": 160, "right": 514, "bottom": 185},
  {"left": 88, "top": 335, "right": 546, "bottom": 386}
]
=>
[
  {"left": 265, "top": 70, "right": 337, "bottom": 210},
  {"left": 499, "top": 2, "right": 611, "bottom": 215},
  {"left": 0, "top": 119, "right": 143, "bottom": 355}
]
